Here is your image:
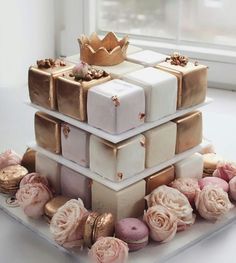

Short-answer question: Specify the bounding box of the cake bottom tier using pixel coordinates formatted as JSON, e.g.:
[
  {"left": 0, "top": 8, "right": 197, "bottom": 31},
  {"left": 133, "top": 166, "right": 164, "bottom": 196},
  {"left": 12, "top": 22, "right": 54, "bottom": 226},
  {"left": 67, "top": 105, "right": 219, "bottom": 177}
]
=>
[{"left": 0, "top": 193, "right": 235, "bottom": 263}]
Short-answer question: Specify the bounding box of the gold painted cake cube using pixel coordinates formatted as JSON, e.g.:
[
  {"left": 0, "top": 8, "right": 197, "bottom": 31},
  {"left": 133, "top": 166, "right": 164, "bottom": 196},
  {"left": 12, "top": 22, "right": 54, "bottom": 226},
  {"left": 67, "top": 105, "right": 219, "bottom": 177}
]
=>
[
  {"left": 35, "top": 111, "right": 61, "bottom": 154},
  {"left": 28, "top": 59, "right": 74, "bottom": 110},
  {"left": 173, "top": 111, "right": 202, "bottom": 154}
]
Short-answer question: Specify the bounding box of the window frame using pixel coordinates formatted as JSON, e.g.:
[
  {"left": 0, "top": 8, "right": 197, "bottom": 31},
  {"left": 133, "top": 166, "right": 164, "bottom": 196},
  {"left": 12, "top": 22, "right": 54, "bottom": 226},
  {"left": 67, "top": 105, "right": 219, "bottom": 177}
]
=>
[{"left": 83, "top": 0, "right": 236, "bottom": 90}]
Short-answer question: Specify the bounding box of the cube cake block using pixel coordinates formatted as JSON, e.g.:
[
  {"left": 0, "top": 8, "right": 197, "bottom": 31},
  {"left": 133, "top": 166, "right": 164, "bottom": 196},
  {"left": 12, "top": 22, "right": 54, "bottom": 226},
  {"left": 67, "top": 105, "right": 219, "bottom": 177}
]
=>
[
  {"left": 60, "top": 166, "right": 91, "bottom": 209},
  {"left": 144, "top": 122, "right": 177, "bottom": 168},
  {"left": 87, "top": 79, "right": 145, "bottom": 134},
  {"left": 175, "top": 153, "right": 204, "bottom": 179},
  {"left": 35, "top": 152, "right": 61, "bottom": 194},
  {"left": 156, "top": 61, "right": 207, "bottom": 109},
  {"left": 34, "top": 112, "right": 61, "bottom": 154},
  {"left": 28, "top": 62, "right": 74, "bottom": 109},
  {"left": 126, "top": 50, "right": 167, "bottom": 66},
  {"left": 56, "top": 71, "right": 111, "bottom": 121},
  {"left": 123, "top": 67, "right": 177, "bottom": 122},
  {"left": 173, "top": 111, "right": 202, "bottom": 154},
  {"left": 92, "top": 180, "right": 146, "bottom": 220},
  {"left": 145, "top": 165, "right": 175, "bottom": 195},
  {"left": 61, "top": 123, "right": 90, "bottom": 167},
  {"left": 94, "top": 61, "right": 144, "bottom": 79},
  {"left": 90, "top": 134, "right": 145, "bottom": 181}
]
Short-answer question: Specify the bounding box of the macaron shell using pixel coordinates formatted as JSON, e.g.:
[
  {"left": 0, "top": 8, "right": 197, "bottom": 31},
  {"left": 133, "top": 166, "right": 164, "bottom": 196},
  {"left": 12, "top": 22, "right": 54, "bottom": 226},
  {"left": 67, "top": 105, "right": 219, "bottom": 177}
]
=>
[
  {"left": 198, "top": 177, "right": 229, "bottom": 192},
  {"left": 115, "top": 218, "right": 149, "bottom": 251}
]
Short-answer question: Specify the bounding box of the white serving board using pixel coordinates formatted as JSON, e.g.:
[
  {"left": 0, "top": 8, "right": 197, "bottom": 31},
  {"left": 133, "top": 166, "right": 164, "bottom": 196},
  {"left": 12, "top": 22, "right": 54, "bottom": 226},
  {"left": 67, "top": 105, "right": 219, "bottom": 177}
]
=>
[
  {"left": 0, "top": 193, "right": 235, "bottom": 263},
  {"left": 29, "top": 142, "right": 207, "bottom": 191},
  {"left": 27, "top": 98, "right": 212, "bottom": 144}
]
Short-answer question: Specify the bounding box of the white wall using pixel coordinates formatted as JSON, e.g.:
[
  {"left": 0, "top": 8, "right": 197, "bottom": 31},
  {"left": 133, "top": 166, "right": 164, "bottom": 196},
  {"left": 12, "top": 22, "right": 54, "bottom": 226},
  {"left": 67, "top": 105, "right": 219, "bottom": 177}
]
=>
[{"left": 0, "top": 0, "right": 55, "bottom": 87}]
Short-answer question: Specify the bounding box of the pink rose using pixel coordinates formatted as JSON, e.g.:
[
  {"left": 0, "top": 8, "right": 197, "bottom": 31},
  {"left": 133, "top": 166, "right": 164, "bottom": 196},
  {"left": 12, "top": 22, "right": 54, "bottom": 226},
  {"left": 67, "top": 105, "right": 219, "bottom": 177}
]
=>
[
  {"left": 229, "top": 176, "right": 236, "bottom": 201},
  {"left": 170, "top": 178, "right": 200, "bottom": 205},
  {"left": 50, "top": 199, "right": 88, "bottom": 248},
  {"left": 19, "top": 173, "right": 49, "bottom": 188},
  {"left": 16, "top": 183, "right": 52, "bottom": 218},
  {"left": 0, "top": 149, "right": 21, "bottom": 170},
  {"left": 195, "top": 185, "right": 233, "bottom": 220},
  {"left": 88, "top": 237, "right": 128, "bottom": 263},
  {"left": 144, "top": 205, "right": 178, "bottom": 243},
  {"left": 145, "top": 185, "right": 195, "bottom": 230},
  {"left": 213, "top": 161, "right": 236, "bottom": 182},
  {"left": 72, "top": 61, "right": 89, "bottom": 79}
]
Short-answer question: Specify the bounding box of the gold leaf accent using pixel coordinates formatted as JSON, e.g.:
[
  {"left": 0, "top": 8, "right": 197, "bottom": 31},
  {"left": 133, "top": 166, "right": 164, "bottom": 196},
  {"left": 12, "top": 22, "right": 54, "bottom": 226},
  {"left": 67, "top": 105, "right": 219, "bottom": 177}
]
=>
[{"left": 111, "top": 95, "right": 120, "bottom": 107}]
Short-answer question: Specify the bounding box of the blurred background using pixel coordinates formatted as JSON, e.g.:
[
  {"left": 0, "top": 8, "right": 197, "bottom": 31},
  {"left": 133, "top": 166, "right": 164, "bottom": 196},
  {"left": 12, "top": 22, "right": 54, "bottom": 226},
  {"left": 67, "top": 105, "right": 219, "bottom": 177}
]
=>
[{"left": 0, "top": 0, "right": 236, "bottom": 154}]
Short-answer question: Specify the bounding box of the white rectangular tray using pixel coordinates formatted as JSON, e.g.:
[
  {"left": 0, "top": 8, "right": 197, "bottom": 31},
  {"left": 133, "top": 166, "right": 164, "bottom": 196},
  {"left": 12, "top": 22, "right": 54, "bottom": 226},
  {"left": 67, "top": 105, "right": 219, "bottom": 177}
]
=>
[
  {"left": 27, "top": 98, "right": 212, "bottom": 144},
  {"left": 0, "top": 193, "right": 235, "bottom": 263},
  {"left": 29, "top": 142, "right": 208, "bottom": 191}
]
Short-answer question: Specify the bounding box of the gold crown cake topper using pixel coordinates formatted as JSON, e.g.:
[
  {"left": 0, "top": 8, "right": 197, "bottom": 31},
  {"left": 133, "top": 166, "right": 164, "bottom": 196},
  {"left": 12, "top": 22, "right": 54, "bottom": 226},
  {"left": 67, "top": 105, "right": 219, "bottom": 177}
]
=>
[{"left": 78, "top": 32, "right": 129, "bottom": 66}]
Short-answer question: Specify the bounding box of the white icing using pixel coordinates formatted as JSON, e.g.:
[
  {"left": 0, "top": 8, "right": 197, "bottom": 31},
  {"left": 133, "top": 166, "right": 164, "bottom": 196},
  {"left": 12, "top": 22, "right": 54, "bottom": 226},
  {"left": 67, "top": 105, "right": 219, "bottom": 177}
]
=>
[
  {"left": 123, "top": 67, "right": 177, "bottom": 122},
  {"left": 126, "top": 50, "right": 167, "bottom": 66}
]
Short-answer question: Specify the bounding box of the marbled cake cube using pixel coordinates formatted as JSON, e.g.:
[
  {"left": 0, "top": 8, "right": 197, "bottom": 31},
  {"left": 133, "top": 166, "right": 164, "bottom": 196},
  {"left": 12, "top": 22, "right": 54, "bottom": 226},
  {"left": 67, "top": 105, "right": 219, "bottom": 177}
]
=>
[
  {"left": 126, "top": 50, "right": 166, "bottom": 66},
  {"left": 60, "top": 165, "right": 91, "bottom": 209},
  {"left": 87, "top": 79, "right": 145, "bottom": 134},
  {"left": 92, "top": 180, "right": 146, "bottom": 220},
  {"left": 173, "top": 111, "right": 202, "bottom": 154},
  {"left": 90, "top": 134, "right": 145, "bottom": 181},
  {"left": 61, "top": 123, "right": 90, "bottom": 167},
  {"left": 34, "top": 112, "right": 61, "bottom": 154},
  {"left": 35, "top": 152, "right": 61, "bottom": 194},
  {"left": 144, "top": 122, "right": 177, "bottom": 168},
  {"left": 156, "top": 61, "right": 207, "bottom": 109},
  {"left": 123, "top": 67, "right": 177, "bottom": 122},
  {"left": 28, "top": 59, "right": 74, "bottom": 109},
  {"left": 175, "top": 153, "right": 203, "bottom": 179}
]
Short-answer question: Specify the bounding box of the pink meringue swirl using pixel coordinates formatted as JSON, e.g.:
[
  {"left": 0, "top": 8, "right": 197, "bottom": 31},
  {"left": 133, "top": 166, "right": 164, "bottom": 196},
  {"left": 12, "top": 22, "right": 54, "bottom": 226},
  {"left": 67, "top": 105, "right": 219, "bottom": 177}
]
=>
[
  {"left": 16, "top": 183, "right": 52, "bottom": 219},
  {"left": 145, "top": 185, "right": 195, "bottom": 230},
  {"left": 50, "top": 199, "right": 88, "bottom": 248},
  {"left": 0, "top": 150, "right": 21, "bottom": 170},
  {"left": 88, "top": 237, "right": 129, "bottom": 263},
  {"left": 144, "top": 205, "right": 178, "bottom": 243},
  {"left": 213, "top": 161, "right": 236, "bottom": 182},
  {"left": 19, "top": 173, "right": 49, "bottom": 188},
  {"left": 170, "top": 178, "right": 200, "bottom": 205},
  {"left": 195, "top": 185, "right": 234, "bottom": 220}
]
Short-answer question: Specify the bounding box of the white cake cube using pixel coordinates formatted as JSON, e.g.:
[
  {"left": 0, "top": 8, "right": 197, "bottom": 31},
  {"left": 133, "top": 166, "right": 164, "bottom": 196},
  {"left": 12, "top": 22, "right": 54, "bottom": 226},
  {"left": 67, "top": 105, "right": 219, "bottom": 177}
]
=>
[
  {"left": 90, "top": 134, "right": 145, "bottom": 181},
  {"left": 60, "top": 166, "right": 91, "bottom": 209},
  {"left": 126, "top": 45, "right": 143, "bottom": 55},
  {"left": 92, "top": 180, "right": 146, "bottom": 220},
  {"left": 126, "top": 50, "right": 167, "bottom": 67},
  {"left": 61, "top": 123, "right": 90, "bottom": 167},
  {"left": 87, "top": 79, "right": 145, "bottom": 134},
  {"left": 144, "top": 122, "right": 177, "bottom": 168},
  {"left": 94, "top": 61, "right": 144, "bottom": 79},
  {"left": 123, "top": 67, "right": 177, "bottom": 122},
  {"left": 175, "top": 153, "right": 204, "bottom": 179},
  {"left": 35, "top": 152, "right": 61, "bottom": 193}
]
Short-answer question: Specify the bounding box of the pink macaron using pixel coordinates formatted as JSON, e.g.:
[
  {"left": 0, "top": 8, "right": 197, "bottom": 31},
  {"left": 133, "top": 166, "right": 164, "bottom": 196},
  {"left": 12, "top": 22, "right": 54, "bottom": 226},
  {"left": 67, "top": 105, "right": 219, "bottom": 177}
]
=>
[
  {"left": 115, "top": 218, "right": 149, "bottom": 251},
  {"left": 198, "top": 177, "right": 229, "bottom": 192}
]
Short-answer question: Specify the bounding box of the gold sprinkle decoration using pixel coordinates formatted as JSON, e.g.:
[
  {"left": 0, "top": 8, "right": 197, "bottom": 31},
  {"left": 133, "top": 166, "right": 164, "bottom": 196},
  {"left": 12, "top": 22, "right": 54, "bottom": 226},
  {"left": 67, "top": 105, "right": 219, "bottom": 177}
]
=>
[
  {"left": 62, "top": 124, "right": 70, "bottom": 138},
  {"left": 139, "top": 112, "right": 145, "bottom": 120},
  {"left": 167, "top": 52, "right": 189, "bottom": 67},
  {"left": 140, "top": 138, "right": 146, "bottom": 147},
  {"left": 111, "top": 95, "right": 120, "bottom": 107},
  {"left": 117, "top": 172, "right": 123, "bottom": 180}
]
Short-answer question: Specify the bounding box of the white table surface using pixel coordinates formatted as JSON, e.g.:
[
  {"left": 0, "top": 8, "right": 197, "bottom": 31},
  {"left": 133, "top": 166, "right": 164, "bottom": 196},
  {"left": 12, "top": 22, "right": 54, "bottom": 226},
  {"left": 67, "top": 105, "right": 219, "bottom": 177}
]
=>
[{"left": 0, "top": 87, "right": 236, "bottom": 263}]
